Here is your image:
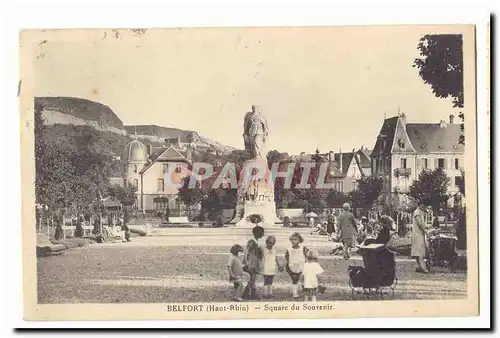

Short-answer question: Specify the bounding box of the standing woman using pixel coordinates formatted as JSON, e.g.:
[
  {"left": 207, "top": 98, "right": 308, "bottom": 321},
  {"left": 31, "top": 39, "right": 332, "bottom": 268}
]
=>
[
  {"left": 412, "top": 203, "right": 429, "bottom": 273},
  {"left": 326, "top": 210, "right": 336, "bottom": 241},
  {"left": 336, "top": 203, "right": 358, "bottom": 260}
]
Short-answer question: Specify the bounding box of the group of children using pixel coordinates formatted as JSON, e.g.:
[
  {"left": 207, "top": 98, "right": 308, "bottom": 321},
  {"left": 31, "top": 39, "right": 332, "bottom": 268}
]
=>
[{"left": 227, "top": 226, "right": 326, "bottom": 302}]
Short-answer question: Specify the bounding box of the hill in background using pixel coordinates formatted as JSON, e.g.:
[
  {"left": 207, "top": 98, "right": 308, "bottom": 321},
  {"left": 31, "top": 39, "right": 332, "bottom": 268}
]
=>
[{"left": 35, "top": 96, "right": 237, "bottom": 156}]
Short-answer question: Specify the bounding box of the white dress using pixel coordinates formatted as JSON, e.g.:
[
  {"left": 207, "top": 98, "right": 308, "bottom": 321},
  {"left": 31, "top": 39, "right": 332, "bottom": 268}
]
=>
[
  {"left": 287, "top": 245, "right": 306, "bottom": 274},
  {"left": 302, "top": 262, "right": 324, "bottom": 289},
  {"left": 262, "top": 247, "right": 277, "bottom": 276},
  {"left": 411, "top": 208, "right": 427, "bottom": 257}
]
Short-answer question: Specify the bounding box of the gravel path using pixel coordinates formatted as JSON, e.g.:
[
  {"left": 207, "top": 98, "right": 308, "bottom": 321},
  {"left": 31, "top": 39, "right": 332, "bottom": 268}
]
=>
[{"left": 37, "top": 236, "right": 467, "bottom": 304}]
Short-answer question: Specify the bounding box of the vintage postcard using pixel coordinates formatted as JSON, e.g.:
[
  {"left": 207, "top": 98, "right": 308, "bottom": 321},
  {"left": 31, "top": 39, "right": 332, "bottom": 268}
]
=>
[{"left": 20, "top": 25, "right": 478, "bottom": 321}]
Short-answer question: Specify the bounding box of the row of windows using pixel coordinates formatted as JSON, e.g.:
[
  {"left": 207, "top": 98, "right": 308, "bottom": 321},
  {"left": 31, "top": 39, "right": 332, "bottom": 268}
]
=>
[
  {"left": 374, "top": 157, "right": 461, "bottom": 172},
  {"left": 132, "top": 163, "right": 184, "bottom": 174},
  {"left": 400, "top": 157, "right": 460, "bottom": 170},
  {"left": 128, "top": 178, "right": 180, "bottom": 192}
]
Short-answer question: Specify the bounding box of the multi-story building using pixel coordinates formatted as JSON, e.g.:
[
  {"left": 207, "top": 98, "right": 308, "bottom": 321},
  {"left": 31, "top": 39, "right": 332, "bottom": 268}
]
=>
[
  {"left": 371, "top": 113, "right": 464, "bottom": 205},
  {"left": 122, "top": 137, "right": 192, "bottom": 212}
]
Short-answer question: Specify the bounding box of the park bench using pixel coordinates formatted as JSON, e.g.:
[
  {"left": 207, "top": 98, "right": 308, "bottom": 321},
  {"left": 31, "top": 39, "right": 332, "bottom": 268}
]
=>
[{"left": 167, "top": 216, "right": 190, "bottom": 224}]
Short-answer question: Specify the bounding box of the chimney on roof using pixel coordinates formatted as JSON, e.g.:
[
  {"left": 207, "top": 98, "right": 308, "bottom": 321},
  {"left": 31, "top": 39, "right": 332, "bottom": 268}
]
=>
[
  {"left": 449, "top": 114, "right": 455, "bottom": 124},
  {"left": 339, "top": 148, "right": 343, "bottom": 170}
]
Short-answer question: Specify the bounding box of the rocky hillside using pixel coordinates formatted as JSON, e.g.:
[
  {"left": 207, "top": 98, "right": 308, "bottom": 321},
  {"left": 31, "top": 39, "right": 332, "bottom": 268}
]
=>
[
  {"left": 35, "top": 96, "right": 236, "bottom": 155},
  {"left": 35, "top": 97, "right": 127, "bottom": 135}
]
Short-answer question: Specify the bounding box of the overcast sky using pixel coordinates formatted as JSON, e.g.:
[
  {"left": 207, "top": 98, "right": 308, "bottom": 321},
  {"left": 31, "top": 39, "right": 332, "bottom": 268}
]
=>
[{"left": 34, "top": 26, "right": 461, "bottom": 155}]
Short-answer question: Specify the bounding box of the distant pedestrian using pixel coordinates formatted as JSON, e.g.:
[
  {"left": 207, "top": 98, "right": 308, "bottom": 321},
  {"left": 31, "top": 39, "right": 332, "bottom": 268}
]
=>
[
  {"left": 242, "top": 225, "right": 265, "bottom": 300},
  {"left": 261, "top": 236, "right": 283, "bottom": 299},
  {"left": 301, "top": 250, "right": 325, "bottom": 302},
  {"left": 285, "top": 232, "right": 308, "bottom": 299},
  {"left": 336, "top": 203, "right": 358, "bottom": 260},
  {"left": 54, "top": 221, "right": 63, "bottom": 241},
  {"left": 326, "top": 210, "right": 336, "bottom": 241},
  {"left": 165, "top": 207, "right": 171, "bottom": 223},
  {"left": 228, "top": 244, "right": 246, "bottom": 301},
  {"left": 120, "top": 218, "right": 131, "bottom": 242},
  {"left": 412, "top": 203, "right": 429, "bottom": 273}
]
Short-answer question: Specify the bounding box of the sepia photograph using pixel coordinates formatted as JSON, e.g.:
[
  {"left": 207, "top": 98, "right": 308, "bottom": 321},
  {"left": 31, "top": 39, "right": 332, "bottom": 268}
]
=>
[{"left": 19, "top": 24, "right": 478, "bottom": 320}]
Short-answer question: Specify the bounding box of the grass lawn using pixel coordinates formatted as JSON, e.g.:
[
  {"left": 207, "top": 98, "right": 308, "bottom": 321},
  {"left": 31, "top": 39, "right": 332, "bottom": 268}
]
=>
[{"left": 37, "top": 242, "right": 467, "bottom": 304}]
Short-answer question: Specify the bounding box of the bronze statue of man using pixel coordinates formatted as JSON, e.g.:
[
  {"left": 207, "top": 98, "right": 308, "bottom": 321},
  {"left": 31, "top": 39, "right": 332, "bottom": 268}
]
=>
[{"left": 243, "top": 105, "right": 269, "bottom": 159}]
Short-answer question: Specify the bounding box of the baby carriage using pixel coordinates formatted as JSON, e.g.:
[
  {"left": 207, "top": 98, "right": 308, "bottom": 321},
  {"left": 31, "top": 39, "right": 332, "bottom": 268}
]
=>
[
  {"left": 425, "top": 229, "right": 459, "bottom": 272},
  {"left": 348, "top": 243, "right": 398, "bottom": 299}
]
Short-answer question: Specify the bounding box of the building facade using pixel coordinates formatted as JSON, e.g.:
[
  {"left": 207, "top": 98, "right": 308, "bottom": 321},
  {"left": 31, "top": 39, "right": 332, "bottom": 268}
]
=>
[
  {"left": 122, "top": 138, "right": 193, "bottom": 212},
  {"left": 291, "top": 148, "right": 371, "bottom": 193},
  {"left": 371, "top": 113, "right": 464, "bottom": 206}
]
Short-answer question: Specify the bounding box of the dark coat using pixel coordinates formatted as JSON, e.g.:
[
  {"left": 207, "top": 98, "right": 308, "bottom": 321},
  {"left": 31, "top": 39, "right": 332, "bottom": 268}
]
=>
[{"left": 337, "top": 211, "right": 357, "bottom": 239}]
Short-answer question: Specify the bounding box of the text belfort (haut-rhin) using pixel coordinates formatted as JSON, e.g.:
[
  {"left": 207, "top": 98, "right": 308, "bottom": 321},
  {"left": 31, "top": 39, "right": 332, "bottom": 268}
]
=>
[
  {"left": 166, "top": 303, "right": 335, "bottom": 313},
  {"left": 166, "top": 304, "right": 249, "bottom": 313}
]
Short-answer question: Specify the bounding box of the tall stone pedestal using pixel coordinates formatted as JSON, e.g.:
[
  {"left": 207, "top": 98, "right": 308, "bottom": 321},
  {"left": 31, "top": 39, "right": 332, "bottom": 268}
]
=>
[{"left": 230, "top": 159, "right": 281, "bottom": 228}]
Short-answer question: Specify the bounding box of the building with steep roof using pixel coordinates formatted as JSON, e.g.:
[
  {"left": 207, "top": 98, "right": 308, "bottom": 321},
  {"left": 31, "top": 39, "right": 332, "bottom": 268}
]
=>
[
  {"left": 290, "top": 148, "right": 371, "bottom": 193},
  {"left": 371, "top": 113, "right": 464, "bottom": 203},
  {"left": 120, "top": 137, "right": 193, "bottom": 212}
]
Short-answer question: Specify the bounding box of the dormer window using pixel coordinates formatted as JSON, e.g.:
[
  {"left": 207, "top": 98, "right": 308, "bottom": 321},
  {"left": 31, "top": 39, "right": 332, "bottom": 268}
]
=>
[{"left": 398, "top": 138, "right": 405, "bottom": 149}]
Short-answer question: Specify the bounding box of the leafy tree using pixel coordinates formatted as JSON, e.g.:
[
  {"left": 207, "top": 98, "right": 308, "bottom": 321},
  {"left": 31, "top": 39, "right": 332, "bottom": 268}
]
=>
[
  {"left": 177, "top": 177, "right": 206, "bottom": 208},
  {"left": 413, "top": 34, "right": 464, "bottom": 144},
  {"left": 409, "top": 168, "right": 451, "bottom": 212},
  {"left": 106, "top": 183, "right": 137, "bottom": 207},
  {"left": 177, "top": 176, "right": 236, "bottom": 220},
  {"left": 266, "top": 149, "right": 290, "bottom": 168},
  {"left": 326, "top": 190, "right": 349, "bottom": 208},
  {"left": 349, "top": 176, "right": 383, "bottom": 210},
  {"left": 274, "top": 186, "right": 297, "bottom": 208},
  {"left": 34, "top": 102, "right": 118, "bottom": 216}
]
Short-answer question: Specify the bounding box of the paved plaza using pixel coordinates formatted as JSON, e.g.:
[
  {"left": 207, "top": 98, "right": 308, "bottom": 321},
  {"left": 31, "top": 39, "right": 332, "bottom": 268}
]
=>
[{"left": 37, "top": 228, "right": 467, "bottom": 304}]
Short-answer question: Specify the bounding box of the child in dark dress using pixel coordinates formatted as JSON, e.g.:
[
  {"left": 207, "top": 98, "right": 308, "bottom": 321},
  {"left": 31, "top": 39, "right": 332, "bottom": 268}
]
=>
[{"left": 242, "top": 225, "right": 264, "bottom": 300}]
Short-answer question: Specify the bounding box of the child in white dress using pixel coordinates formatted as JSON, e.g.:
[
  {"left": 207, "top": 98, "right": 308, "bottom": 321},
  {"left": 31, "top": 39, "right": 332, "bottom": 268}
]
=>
[
  {"left": 262, "top": 236, "right": 283, "bottom": 298},
  {"left": 227, "top": 244, "right": 246, "bottom": 301},
  {"left": 285, "top": 232, "right": 308, "bottom": 299},
  {"left": 301, "top": 250, "right": 325, "bottom": 302}
]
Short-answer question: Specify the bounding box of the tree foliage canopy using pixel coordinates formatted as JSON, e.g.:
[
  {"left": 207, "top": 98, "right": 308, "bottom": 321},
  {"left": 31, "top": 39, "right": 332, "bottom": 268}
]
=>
[
  {"left": 409, "top": 168, "right": 450, "bottom": 211},
  {"left": 348, "top": 176, "right": 383, "bottom": 210},
  {"left": 413, "top": 34, "right": 464, "bottom": 144},
  {"left": 34, "top": 103, "right": 122, "bottom": 214},
  {"left": 106, "top": 183, "right": 137, "bottom": 207}
]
